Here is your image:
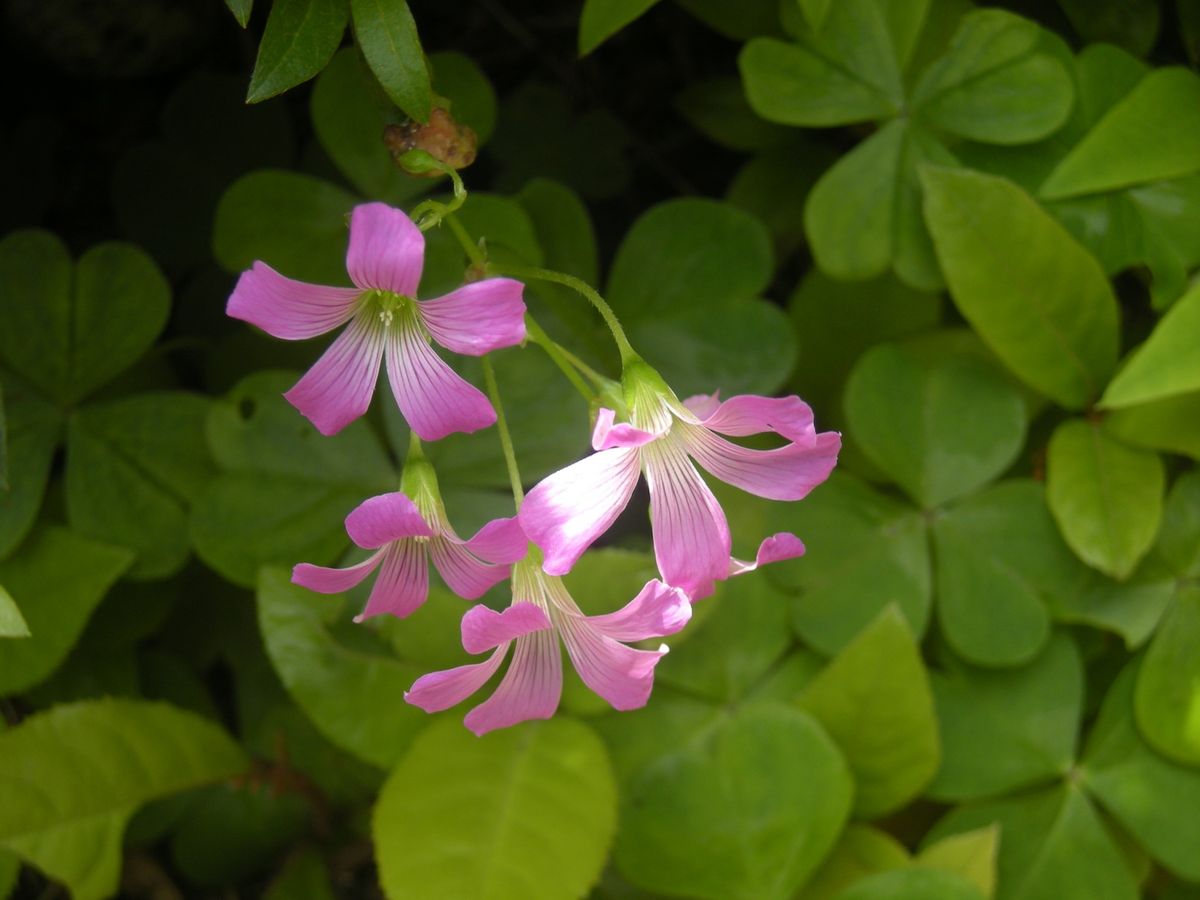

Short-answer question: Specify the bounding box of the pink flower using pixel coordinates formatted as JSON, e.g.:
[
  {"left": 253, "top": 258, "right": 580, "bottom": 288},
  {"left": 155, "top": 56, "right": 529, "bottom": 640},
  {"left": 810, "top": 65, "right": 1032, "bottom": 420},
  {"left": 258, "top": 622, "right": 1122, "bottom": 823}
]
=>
[
  {"left": 405, "top": 557, "right": 692, "bottom": 735},
  {"left": 519, "top": 364, "right": 841, "bottom": 599},
  {"left": 292, "top": 492, "right": 527, "bottom": 621},
  {"left": 226, "top": 202, "right": 526, "bottom": 439}
]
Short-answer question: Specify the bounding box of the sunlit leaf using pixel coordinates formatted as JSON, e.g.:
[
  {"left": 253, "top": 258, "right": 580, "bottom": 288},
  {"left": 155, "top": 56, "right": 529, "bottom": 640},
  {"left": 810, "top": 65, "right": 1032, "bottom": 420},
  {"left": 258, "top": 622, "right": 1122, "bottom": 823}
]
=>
[{"left": 374, "top": 717, "right": 617, "bottom": 899}]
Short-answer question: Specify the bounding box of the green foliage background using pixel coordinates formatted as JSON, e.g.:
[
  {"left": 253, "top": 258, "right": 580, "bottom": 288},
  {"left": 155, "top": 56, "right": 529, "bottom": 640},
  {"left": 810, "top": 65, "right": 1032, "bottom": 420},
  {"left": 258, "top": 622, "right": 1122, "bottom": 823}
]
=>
[{"left": 1, "top": 0, "right": 1199, "bottom": 898}]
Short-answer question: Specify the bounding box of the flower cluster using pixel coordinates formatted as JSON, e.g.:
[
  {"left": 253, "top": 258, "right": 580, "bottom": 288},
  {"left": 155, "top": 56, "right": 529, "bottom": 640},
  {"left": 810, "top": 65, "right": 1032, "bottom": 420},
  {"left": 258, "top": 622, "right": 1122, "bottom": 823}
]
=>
[{"left": 229, "top": 201, "right": 839, "bottom": 735}]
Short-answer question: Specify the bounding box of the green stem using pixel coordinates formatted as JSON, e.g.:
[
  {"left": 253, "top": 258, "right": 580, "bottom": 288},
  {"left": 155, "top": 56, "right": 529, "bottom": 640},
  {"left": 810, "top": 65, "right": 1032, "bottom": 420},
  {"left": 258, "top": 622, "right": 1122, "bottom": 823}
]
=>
[
  {"left": 496, "top": 264, "right": 637, "bottom": 364},
  {"left": 446, "top": 214, "right": 485, "bottom": 267},
  {"left": 552, "top": 342, "right": 608, "bottom": 388},
  {"left": 525, "top": 316, "right": 595, "bottom": 402},
  {"left": 481, "top": 356, "right": 524, "bottom": 510},
  {"left": 410, "top": 166, "right": 468, "bottom": 233}
]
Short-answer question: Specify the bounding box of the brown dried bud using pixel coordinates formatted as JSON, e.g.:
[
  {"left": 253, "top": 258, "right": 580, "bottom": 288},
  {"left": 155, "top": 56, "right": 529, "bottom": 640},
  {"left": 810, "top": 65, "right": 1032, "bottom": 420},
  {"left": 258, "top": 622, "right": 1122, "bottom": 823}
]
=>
[{"left": 383, "top": 108, "right": 478, "bottom": 176}]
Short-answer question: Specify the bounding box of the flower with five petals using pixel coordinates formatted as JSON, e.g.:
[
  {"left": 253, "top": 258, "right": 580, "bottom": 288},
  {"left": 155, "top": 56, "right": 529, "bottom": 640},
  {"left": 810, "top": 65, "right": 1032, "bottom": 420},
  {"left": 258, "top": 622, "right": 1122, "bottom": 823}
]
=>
[
  {"left": 519, "top": 360, "right": 840, "bottom": 600},
  {"left": 405, "top": 555, "right": 692, "bottom": 735},
  {"left": 227, "top": 202, "right": 526, "bottom": 440},
  {"left": 292, "top": 490, "right": 527, "bottom": 622}
]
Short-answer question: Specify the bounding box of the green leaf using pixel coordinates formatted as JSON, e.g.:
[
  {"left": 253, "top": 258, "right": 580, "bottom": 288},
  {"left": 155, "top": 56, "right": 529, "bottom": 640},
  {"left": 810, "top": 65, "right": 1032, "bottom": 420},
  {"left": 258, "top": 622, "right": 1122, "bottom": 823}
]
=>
[
  {"left": 490, "top": 83, "right": 631, "bottom": 201},
  {"left": 257, "top": 567, "right": 428, "bottom": 768},
  {"left": 607, "top": 198, "right": 794, "bottom": 395},
  {"left": 0, "top": 699, "right": 248, "bottom": 900},
  {"left": 912, "top": 10, "right": 1073, "bottom": 144},
  {"left": 615, "top": 703, "right": 852, "bottom": 900},
  {"left": 675, "top": 0, "right": 782, "bottom": 40},
  {"left": 0, "top": 382, "right": 6, "bottom": 491},
  {"left": 1106, "top": 391, "right": 1200, "bottom": 461},
  {"left": 797, "top": 0, "right": 832, "bottom": 31},
  {"left": 214, "top": 170, "right": 358, "bottom": 286},
  {"left": 0, "top": 527, "right": 132, "bottom": 694},
  {"left": 0, "top": 231, "right": 170, "bottom": 407},
  {"left": 1134, "top": 585, "right": 1200, "bottom": 765},
  {"left": 1102, "top": 280, "right": 1200, "bottom": 408},
  {"left": 191, "top": 372, "right": 394, "bottom": 586},
  {"left": 608, "top": 198, "right": 772, "bottom": 319},
  {"left": 628, "top": 299, "right": 797, "bottom": 397},
  {"left": 374, "top": 717, "right": 617, "bottom": 899},
  {"left": 933, "top": 481, "right": 1075, "bottom": 666},
  {"left": 1046, "top": 552, "right": 1174, "bottom": 649},
  {"left": 921, "top": 166, "right": 1119, "bottom": 409},
  {"left": 1156, "top": 470, "right": 1200, "bottom": 578},
  {"left": 845, "top": 343, "right": 1025, "bottom": 508},
  {"left": 169, "top": 783, "right": 309, "bottom": 886},
  {"left": 776, "top": 473, "right": 931, "bottom": 656},
  {"left": 425, "top": 349, "right": 588, "bottom": 490},
  {"left": 740, "top": 0, "right": 903, "bottom": 126},
  {"left": 0, "top": 583, "right": 28, "bottom": 638},
  {"left": 1057, "top": 0, "right": 1159, "bottom": 56},
  {"left": 1046, "top": 419, "right": 1165, "bottom": 579},
  {"left": 0, "top": 376, "right": 61, "bottom": 557},
  {"left": 837, "top": 869, "right": 986, "bottom": 900},
  {"left": 727, "top": 142, "right": 836, "bottom": 260},
  {"left": 351, "top": 0, "right": 430, "bottom": 121},
  {"left": 797, "top": 825, "right": 910, "bottom": 900},
  {"left": 1041, "top": 69, "right": 1200, "bottom": 200},
  {"left": 787, "top": 270, "right": 942, "bottom": 423},
  {"left": 309, "top": 49, "right": 429, "bottom": 203},
  {"left": 515, "top": 178, "right": 604, "bottom": 354},
  {"left": 804, "top": 120, "right": 903, "bottom": 281},
  {"left": 225, "top": 0, "right": 252, "bottom": 27},
  {"left": 915, "top": 826, "right": 999, "bottom": 899},
  {"left": 656, "top": 570, "right": 795, "bottom": 704},
  {"left": 246, "top": 0, "right": 348, "bottom": 103},
  {"left": 800, "top": 605, "right": 940, "bottom": 819},
  {"left": 805, "top": 121, "right": 955, "bottom": 288},
  {"left": 1085, "top": 661, "right": 1200, "bottom": 881},
  {"left": 676, "top": 77, "right": 794, "bottom": 153},
  {"left": 65, "top": 392, "right": 213, "bottom": 580},
  {"left": 264, "top": 848, "right": 336, "bottom": 900},
  {"left": 929, "top": 632, "right": 1082, "bottom": 801},
  {"left": 0, "top": 851, "right": 17, "bottom": 899},
  {"left": 579, "top": 0, "right": 663, "bottom": 55},
  {"left": 740, "top": 40, "right": 897, "bottom": 127},
  {"left": 929, "top": 785, "right": 1139, "bottom": 900}
]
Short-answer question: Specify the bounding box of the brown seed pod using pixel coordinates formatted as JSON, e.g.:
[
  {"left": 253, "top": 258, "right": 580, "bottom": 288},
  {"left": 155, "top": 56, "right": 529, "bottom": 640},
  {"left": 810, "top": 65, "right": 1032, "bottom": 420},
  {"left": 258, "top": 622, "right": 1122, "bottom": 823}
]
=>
[{"left": 383, "top": 108, "right": 478, "bottom": 176}]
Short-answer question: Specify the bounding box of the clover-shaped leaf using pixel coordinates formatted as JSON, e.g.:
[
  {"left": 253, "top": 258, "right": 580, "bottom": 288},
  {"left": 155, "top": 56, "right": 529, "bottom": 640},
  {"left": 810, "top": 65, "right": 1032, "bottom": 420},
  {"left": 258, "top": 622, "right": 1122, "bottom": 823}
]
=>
[{"left": 0, "top": 231, "right": 169, "bottom": 407}]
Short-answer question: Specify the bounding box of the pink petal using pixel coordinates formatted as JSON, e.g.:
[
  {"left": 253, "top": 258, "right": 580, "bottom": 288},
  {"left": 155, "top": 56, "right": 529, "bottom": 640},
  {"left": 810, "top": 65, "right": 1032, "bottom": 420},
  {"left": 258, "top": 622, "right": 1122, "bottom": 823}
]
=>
[
  {"left": 429, "top": 538, "right": 511, "bottom": 600},
  {"left": 385, "top": 323, "right": 496, "bottom": 441},
  {"left": 682, "top": 426, "right": 841, "bottom": 502},
  {"left": 291, "top": 553, "right": 382, "bottom": 593},
  {"left": 519, "top": 447, "right": 642, "bottom": 577},
  {"left": 463, "top": 629, "right": 562, "bottom": 736},
  {"left": 405, "top": 647, "right": 508, "bottom": 713},
  {"left": 682, "top": 391, "right": 722, "bottom": 420},
  {"left": 284, "top": 312, "right": 386, "bottom": 436},
  {"left": 345, "top": 202, "right": 424, "bottom": 295},
  {"left": 418, "top": 279, "right": 527, "bottom": 356},
  {"left": 461, "top": 516, "right": 528, "bottom": 564},
  {"left": 559, "top": 616, "right": 666, "bottom": 711},
  {"left": 344, "top": 492, "right": 432, "bottom": 549},
  {"left": 226, "top": 262, "right": 361, "bottom": 340},
  {"left": 353, "top": 541, "right": 429, "bottom": 621},
  {"left": 586, "top": 579, "right": 692, "bottom": 641},
  {"left": 461, "top": 602, "right": 551, "bottom": 654},
  {"left": 690, "top": 393, "right": 819, "bottom": 443},
  {"left": 592, "top": 408, "right": 660, "bottom": 451},
  {"left": 729, "top": 532, "right": 807, "bottom": 576},
  {"left": 642, "top": 441, "right": 731, "bottom": 599}
]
